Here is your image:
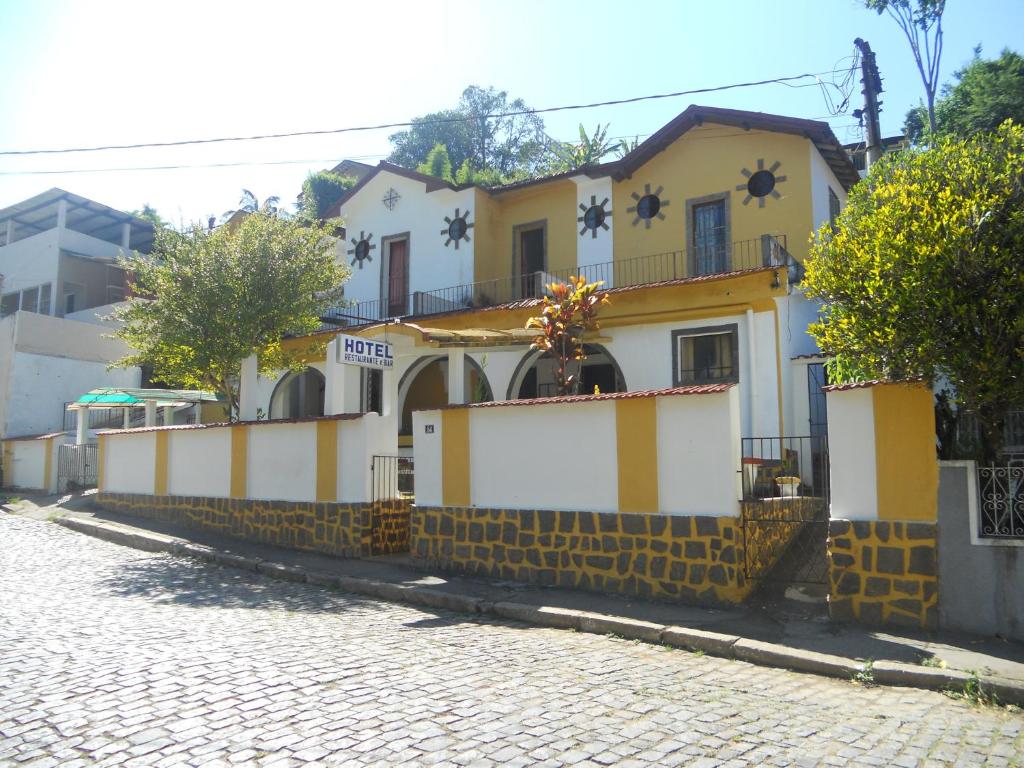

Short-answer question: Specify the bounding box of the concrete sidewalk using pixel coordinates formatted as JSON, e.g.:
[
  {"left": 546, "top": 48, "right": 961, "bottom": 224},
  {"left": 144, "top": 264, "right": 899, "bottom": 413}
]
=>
[{"left": 7, "top": 491, "right": 1024, "bottom": 705}]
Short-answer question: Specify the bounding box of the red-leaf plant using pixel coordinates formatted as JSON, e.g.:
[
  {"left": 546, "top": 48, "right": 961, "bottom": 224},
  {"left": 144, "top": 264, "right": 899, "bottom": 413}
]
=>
[{"left": 525, "top": 276, "right": 610, "bottom": 396}]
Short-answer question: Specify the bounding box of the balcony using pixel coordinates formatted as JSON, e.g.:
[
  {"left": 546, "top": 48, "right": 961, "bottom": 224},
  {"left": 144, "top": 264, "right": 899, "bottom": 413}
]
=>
[{"left": 321, "top": 234, "right": 793, "bottom": 327}]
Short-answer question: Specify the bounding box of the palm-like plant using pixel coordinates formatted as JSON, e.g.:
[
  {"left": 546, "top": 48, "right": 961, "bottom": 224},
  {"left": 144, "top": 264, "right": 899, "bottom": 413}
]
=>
[{"left": 223, "top": 189, "right": 282, "bottom": 222}]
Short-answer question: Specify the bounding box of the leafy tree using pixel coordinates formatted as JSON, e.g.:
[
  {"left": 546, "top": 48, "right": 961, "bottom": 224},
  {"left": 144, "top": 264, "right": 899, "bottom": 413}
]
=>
[
  {"left": 299, "top": 171, "right": 357, "bottom": 220},
  {"left": 544, "top": 124, "right": 619, "bottom": 173},
  {"left": 453, "top": 158, "right": 505, "bottom": 187},
  {"left": 417, "top": 143, "right": 454, "bottom": 182},
  {"left": 129, "top": 204, "right": 167, "bottom": 229},
  {"left": 112, "top": 213, "right": 349, "bottom": 418},
  {"left": 905, "top": 48, "right": 1024, "bottom": 141},
  {"left": 388, "top": 109, "right": 476, "bottom": 172},
  {"left": 865, "top": 0, "right": 945, "bottom": 135},
  {"left": 526, "top": 276, "right": 610, "bottom": 396},
  {"left": 803, "top": 122, "right": 1024, "bottom": 462},
  {"left": 388, "top": 86, "right": 547, "bottom": 181}
]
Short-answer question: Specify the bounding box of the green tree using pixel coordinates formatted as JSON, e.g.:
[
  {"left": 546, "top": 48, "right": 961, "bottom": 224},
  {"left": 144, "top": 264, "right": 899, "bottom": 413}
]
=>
[
  {"left": 906, "top": 48, "right": 1024, "bottom": 141},
  {"left": 388, "top": 109, "right": 476, "bottom": 172},
  {"left": 388, "top": 85, "right": 547, "bottom": 181},
  {"left": 417, "top": 143, "right": 454, "bottom": 182},
  {"left": 803, "top": 122, "right": 1024, "bottom": 462},
  {"left": 129, "top": 204, "right": 167, "bottom": 229},
  {"left": 299, "top": 171, "right": 357, "bottom": 220},
  {"left": 112, "top": 213, "right": 349, "bottom": 418},
  {"left": 526, "top": 276, "right": 610, "bottom": 396},
  {"left": 865, "top": 0, "right": 945, "bottom": 135},
  {"left": 544, "top": 124, "right": 619, "bottom": 173}
]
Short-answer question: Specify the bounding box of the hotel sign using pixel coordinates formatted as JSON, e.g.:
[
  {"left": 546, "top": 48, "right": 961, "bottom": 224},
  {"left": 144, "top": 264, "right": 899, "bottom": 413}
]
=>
[{"left": 335, "top": 334, "right": 394, "bottom": 369}]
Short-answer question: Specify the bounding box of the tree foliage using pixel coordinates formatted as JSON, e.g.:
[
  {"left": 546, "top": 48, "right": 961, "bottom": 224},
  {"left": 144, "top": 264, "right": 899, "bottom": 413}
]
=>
[
  {"left": 129, "top": 204, "right": 167, "bottom": 229},
  {"left": 865, "top": 0, "right": 945, "bottom": 135},
  {"left": 905, "top": 48, "right": 1024, "bottom": 141},
  {"left": 112, "top": 213, "right": 349, "bottom": 418},
  {"left": 417, "top": 143, "right": 454, "bottom": 183},
  {"left": 388, "top": 85, "right": 547, "bottom": 183},
  {"left": 299, "top": 171, "right": 357, "bottom": 220},
  {"left": 526, "top": 276, "right": 610, "bottom": 397},
  {"left": 544, "top": 124, "right": 619, "bottom": 173},
  {"left": 803, "top": 122, "right": 1024, "bottom": 461}
]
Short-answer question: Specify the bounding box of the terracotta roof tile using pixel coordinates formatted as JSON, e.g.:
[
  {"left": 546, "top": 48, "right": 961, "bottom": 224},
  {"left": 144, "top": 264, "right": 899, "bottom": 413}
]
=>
[
  {"left": 822, "top": 377, "right": 926, "bottom": 392},
  {"left": 436, "top": 384, "right": 735, "bottom": 411},
  {"left": 98, "top": 412, "right": 368, "bottom": 436}
]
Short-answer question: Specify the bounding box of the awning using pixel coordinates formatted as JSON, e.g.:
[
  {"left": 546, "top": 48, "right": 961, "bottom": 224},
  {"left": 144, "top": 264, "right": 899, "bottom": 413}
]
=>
[{"left": 68, "top": 388, "right": 222, "bottom": 409}]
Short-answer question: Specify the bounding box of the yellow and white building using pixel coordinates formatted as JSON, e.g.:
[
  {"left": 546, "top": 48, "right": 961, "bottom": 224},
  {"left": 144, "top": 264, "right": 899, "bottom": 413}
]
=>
[{"left": 240, "top": 105, "right": 856, "bottom": 450}]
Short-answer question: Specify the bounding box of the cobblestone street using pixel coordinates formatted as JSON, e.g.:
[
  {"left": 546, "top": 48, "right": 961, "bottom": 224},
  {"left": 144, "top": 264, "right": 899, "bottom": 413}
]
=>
[{"left": 1, "top": 513, "right": 1021, "bottom": 768}]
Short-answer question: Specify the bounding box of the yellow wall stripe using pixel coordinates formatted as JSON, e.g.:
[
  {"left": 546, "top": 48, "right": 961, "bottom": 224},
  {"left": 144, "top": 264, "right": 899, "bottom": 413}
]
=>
[
  {"left": 873, "top": 384, "right": 938, "bottom": 521},
  {"left": 615, "top": 398, "right": 660, "bottom": 513},
  {"left": 442, "top": 409, "right": 471, "bottom": 506},
  {"left": 154, "top": 431, "right": 169, "bottom": 496},
  {"left": 316, "top": 420, "right": 338, "bottom": 502},
  {"left": 97, "top": 436, "right": 105, "bottom": 493},
  {"left": 230, "top": 425, "right": 248, "bottom": 499}
]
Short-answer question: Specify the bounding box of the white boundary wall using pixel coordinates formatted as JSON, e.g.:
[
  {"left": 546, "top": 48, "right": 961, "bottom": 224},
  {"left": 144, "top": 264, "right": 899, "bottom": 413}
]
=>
[
  {"left": 826, "top": 387, "right": 878, "bottom": 520},
  {"left": 104, "top": 431, "right": 158, "bottom": 496},
  {"left": 471, "top": 401, "right": 618, "bottom": 512},
  {"left": 414, "top": 387, "right": 741, "bottom": 515},
  {"left": 100, "top": 413, "right": 395, "bottom": 504}
]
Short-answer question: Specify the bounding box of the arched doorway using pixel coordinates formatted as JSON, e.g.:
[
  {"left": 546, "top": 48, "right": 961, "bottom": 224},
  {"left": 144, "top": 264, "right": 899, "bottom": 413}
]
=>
[
  {"left": 508, "top": 344, "right": 626, "bottom": 399},
  {"left": 269, "top": 368, "right": 325, "bottom": 419},
  {"left": 399, "top": 355, "right": 493, "bottom": 437}
]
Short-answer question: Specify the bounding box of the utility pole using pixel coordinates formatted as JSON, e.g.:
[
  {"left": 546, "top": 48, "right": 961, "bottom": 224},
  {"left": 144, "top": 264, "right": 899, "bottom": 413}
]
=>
[{"left": 854, "top": 38, "right": 884, "bottom": 170}]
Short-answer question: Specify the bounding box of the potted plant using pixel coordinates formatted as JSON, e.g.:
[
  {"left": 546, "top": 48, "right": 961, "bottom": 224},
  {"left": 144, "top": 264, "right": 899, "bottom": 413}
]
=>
[{"left": 775, "top": 476, "right": 801, "bottom": 497}]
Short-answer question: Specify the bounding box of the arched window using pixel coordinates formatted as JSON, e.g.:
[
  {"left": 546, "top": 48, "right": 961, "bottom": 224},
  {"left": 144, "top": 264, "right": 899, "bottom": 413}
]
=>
[
  {"left": 398, "top": 355, "right": 493, "bottom": 435},
  {"left": 508, "top": 344, "right": 626, "bottom": 399},
  {"left": 269, "top": 368, "right": 325, "bottom": 419}
]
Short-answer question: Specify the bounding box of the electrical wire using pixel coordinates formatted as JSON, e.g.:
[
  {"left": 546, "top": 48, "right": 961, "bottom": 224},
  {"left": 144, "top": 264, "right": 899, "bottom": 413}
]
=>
[{"left": 0, "top": 70, "right": 852, "bottom": 157}]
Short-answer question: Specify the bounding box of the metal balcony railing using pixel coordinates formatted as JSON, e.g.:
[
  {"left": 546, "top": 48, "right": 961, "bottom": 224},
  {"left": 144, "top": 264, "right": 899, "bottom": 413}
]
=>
[{"left": 321, "top": 234, "right": 793, "bottom": 327}]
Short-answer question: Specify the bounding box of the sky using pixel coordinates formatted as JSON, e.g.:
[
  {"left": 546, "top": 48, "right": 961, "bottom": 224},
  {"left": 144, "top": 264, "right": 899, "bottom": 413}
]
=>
[{"left": 0, "top": 0, "right": 1021, "bottom": 225}]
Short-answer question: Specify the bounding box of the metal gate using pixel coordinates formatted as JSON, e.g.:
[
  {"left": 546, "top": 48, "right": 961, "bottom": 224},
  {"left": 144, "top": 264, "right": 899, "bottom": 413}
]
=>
[
  {"left": 740, "top": 435, "right": 830, "bottom": 585},
  {"left": 369, "top": 455, "right": 413, "bottom": 556},
  {"left": 57, "top": 444, "right": 99, "bottom": 489}
]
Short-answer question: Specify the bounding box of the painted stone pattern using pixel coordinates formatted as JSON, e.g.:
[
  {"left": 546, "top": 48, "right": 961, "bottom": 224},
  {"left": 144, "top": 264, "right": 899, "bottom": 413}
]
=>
[
  {"left": 412, "top": 507, "right": 755, "bottom": 604},
  {"left": 740, "top": 497, "right": 826, "bottom": 579},
  {"left": 371, "top": 500, "right": 412, "bottom": 556},
  {"left": 828, "top": 519, "right": 938, "bottom": 629},
  {"left": 96, "top": 492, "right": 374, "bottom": 558}
]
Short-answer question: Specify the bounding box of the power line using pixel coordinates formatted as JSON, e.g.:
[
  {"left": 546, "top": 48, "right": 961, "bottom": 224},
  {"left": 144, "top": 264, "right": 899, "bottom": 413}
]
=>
[{"left": 0, "top": 71, "right": 847, "bottom": 157}]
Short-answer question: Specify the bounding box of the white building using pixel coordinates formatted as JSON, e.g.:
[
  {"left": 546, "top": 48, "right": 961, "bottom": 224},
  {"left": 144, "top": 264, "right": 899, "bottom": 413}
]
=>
[{"left": 0, "top": 189, "right": 154, "bottom": 439}]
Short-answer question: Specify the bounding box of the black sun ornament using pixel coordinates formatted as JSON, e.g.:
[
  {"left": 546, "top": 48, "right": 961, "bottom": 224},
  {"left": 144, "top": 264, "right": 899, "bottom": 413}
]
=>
[
  {"left": 578, "top": 195, "right": 611, "bottom": 238},
  {"left": 346, "top": 231, "right": 376, "bottom": 269},
  {"left": 736, "top": 159, "right": 787, "bottom": 207},
  {"left": 441, "top": 208, "right": 473, "bottom": 249},
  {"left": 626, "top": 183, "right": 670, "bottom": 228}
]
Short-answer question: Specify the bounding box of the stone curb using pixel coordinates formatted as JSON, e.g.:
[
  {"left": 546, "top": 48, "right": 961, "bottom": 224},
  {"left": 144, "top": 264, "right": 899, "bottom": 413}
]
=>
[{"left": 54, "top": 515, "right": 1024, "bottom": 706}]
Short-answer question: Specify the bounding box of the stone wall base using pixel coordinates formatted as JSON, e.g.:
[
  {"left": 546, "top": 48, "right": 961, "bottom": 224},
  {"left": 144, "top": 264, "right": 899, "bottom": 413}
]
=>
[
  {"left": 828, "top": 519, "right": 938, "bottom": 630},
  {"left": 412, "top": 506, "right": 752, "bottom": 605},
  {"left": 96, "top": 492, "right": 376, "bottom": 558}
]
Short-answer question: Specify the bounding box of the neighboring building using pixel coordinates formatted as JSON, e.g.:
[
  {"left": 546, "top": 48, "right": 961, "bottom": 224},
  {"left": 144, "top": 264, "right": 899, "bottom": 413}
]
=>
[
  {"left": 843, "top": 135, "right": 909, "bottom": 178},
  {"left": 0, "top": 189, "right": 154, "bottom": 439},
  {"left": 240, "top": 105, "right": 857, "bottom": 455}
]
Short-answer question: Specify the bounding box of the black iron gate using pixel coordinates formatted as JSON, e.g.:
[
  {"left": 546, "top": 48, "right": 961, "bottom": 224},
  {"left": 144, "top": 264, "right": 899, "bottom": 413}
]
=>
[
  {"left": 369, "top": 455, "right": 414, "bottom": 556},
  {"left": 58, "top": 444, "right": 99, "bottom": 489},
  {"left": 740, "top": 435, "right": 830, "bottom": 586}
]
